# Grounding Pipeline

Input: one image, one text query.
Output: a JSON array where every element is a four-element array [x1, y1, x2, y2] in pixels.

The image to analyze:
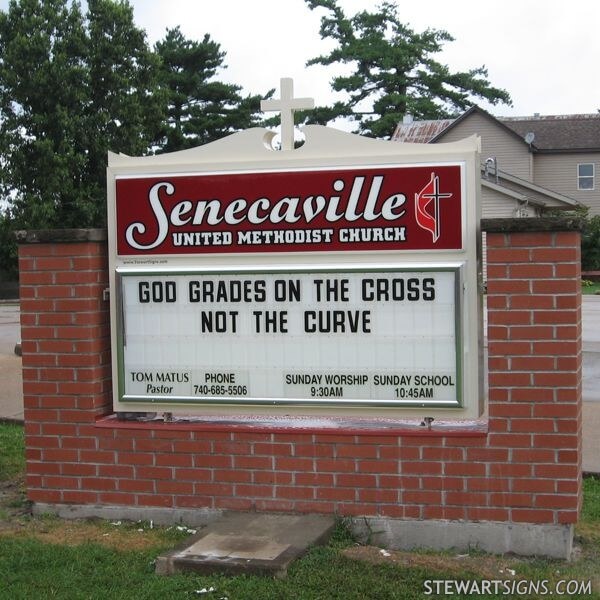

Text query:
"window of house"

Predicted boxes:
[[578, 163, 595, 190]]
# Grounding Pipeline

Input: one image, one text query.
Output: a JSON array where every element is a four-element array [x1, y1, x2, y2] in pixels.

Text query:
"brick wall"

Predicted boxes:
[[18, 230, 112, 505], [484, 223, 582, 526], [18, 221, 582, 535]]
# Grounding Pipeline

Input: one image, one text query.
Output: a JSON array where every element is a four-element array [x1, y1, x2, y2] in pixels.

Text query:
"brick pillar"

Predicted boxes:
[[17, 229, 111, 505], [483, 218, 583, 525]]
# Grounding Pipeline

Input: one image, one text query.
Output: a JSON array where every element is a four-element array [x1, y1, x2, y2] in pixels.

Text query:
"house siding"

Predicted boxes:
[[438, 113, 533, 181], [481, 190, 514, 279], [479, 188, 535, 282], [481, 187, 521, 218], [534, 153, 600, 215]]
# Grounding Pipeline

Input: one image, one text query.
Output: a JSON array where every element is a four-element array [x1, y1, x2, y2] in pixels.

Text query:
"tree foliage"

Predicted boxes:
[[582, 215, 600, 271], [0, 0, 89, 228], [304, 0, 512, 138], [155, 27, 265, 152], [0, 210, 18, 280], [0, 0, 162, 229], [85, 0, 164, 213], [0, 1, 267, 277]]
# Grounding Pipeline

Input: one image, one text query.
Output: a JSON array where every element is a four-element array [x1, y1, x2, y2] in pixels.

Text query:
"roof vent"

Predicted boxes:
[[403, 114, 414, 125], [533, 113, 540, 118]]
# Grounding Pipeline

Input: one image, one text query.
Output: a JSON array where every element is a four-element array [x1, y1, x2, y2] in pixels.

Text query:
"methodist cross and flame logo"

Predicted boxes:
[[415, 173, 453, 243]]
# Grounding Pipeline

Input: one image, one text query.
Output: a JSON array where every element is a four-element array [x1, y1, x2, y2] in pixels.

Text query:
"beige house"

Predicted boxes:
[[392, 106, 600, 217]]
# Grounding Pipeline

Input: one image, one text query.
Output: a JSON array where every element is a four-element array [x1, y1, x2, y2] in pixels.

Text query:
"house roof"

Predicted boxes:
[[484, 166, 581, 209], [392, 106, 600, 152], [391, 118, 455, 143], [391, 107, 584, 212], [502, 114, 600, 152]]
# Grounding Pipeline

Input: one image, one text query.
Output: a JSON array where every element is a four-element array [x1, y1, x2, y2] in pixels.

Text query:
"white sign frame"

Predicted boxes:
[[115, 264, 464, 409], [107, 125, 483, 419]]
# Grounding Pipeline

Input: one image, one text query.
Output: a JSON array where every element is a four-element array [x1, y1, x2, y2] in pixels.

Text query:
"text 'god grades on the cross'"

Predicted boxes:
[[136, 275, 436, 334]]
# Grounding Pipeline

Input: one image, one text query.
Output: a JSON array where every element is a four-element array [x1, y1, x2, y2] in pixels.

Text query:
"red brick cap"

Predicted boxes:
[[481, 216, 584, 233], [15, 229, 108, 244]]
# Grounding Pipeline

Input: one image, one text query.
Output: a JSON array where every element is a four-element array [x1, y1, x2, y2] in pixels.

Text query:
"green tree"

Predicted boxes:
[[0, 0, 162, 229], [155, 27, 265, 152], [0, 0, 89, 228], [304, 0, 512, 138], [0, 209, 19, 281], [582, 215, 600, 271], [84, 0, 164, 217]]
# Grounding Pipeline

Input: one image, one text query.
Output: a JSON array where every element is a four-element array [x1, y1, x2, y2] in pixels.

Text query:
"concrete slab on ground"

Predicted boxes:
[[155, 512, 335, 577]]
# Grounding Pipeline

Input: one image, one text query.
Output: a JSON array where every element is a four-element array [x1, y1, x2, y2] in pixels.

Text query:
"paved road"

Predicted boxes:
[[1, 297, 600, 470], [582, 296, 600, 472], [0, 302, 19, 355], [583, 295, 600, 400], [0, 302, 22, 422]]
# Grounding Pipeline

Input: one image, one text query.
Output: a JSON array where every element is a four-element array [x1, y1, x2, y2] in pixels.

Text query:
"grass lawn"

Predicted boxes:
[[1, 423, 599, 599], [582, 281, 600, 295], [0, 421, 25, 481]]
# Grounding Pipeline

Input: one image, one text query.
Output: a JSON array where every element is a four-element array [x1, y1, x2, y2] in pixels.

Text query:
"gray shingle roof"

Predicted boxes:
[[501, 114, 600, 151]]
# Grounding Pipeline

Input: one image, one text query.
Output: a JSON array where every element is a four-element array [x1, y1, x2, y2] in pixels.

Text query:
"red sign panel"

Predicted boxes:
[[115, 165, 463, 255]]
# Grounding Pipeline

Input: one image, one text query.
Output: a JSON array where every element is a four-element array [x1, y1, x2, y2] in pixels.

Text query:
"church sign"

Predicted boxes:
[[116, 165, 463, 255], [107, 79, 482, 419]]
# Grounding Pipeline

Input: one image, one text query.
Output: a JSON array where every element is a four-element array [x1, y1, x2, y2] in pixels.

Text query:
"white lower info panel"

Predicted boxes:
[[113, 265, 481, 419]]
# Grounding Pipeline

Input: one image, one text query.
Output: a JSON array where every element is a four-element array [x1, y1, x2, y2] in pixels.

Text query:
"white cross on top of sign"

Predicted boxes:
[[261, 78, 315, 151]]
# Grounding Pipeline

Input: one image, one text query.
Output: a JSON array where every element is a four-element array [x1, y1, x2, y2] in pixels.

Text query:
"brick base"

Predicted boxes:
[[18, 220, 583, 558]]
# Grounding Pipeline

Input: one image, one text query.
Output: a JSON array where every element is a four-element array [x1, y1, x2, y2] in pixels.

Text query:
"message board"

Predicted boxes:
[[107, 124, 483, 418], [117, 267, 461, 407]]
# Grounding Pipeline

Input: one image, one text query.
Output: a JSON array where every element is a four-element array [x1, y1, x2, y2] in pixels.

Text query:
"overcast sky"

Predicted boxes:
[[126, 0, 600, 119], [1, 0, 599, 119]]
